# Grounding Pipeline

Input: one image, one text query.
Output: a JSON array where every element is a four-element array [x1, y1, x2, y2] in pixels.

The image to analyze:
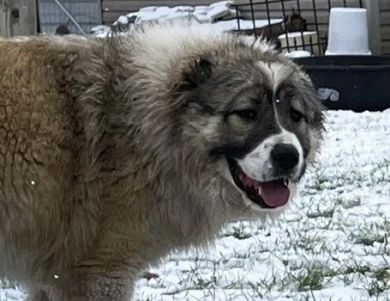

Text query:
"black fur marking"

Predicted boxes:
[[210, 142, 255, 159], [181, 58, 213, 90], [210, 117, 281, 160]]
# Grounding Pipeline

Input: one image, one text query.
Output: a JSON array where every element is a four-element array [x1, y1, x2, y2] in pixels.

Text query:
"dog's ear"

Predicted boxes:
[[178, 58, 213, 90]]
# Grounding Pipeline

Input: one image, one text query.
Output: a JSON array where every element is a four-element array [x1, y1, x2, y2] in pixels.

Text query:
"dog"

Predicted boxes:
[[0, 22, 324, 300]]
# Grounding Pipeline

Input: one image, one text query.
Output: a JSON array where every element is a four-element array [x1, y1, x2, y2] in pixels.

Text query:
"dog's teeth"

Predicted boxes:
[[283, 179, 289, 186]]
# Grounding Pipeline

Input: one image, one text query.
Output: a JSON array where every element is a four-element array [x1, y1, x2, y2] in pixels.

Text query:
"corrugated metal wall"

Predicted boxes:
[[0, 0, 38, 37], [380, 0, 390, 55], [38, 0, 102, 34]]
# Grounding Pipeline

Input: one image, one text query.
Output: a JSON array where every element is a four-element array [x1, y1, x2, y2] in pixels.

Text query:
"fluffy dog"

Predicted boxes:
[[0, 22, 324, 300]]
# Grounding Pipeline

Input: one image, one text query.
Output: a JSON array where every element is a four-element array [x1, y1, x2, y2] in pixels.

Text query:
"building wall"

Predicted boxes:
[[380, 0, 390, 55], [0, 0, 37, 37]]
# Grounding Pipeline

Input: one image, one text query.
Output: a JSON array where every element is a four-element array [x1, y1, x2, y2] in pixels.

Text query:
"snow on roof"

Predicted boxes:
[[91, 1, 282, 38]]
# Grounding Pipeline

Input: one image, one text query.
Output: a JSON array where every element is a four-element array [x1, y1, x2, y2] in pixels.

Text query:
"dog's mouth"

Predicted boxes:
[[227, 158, 290, 209]]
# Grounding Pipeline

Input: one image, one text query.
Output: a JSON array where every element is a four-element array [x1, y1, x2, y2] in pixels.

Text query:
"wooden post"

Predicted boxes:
[[364, 0, 382, 55], [0, 0, 38, 37]]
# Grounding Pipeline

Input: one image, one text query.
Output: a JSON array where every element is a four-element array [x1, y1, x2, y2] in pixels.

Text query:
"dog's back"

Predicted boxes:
[[0, 36, 99, 287]]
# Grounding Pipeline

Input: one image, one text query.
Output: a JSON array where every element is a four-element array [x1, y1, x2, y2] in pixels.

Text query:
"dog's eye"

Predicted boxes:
[[234, 109, 258, 121], [290, 108, 305, 122]]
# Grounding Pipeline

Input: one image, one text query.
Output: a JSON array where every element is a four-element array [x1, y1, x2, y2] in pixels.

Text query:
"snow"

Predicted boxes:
[[212, 19, 283, 32], [117, 16, 129, 25], [0, 108, 389, 301], [126, 1, 236, 26], [284, 50, 312, 58]]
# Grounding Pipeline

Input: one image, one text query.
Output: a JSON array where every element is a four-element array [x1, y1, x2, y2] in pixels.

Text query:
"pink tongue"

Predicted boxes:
[[259, 180, 290, 208]]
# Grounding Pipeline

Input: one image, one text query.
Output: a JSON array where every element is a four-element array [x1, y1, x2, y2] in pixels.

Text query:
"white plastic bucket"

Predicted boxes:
[[325, 7, 371, 56]]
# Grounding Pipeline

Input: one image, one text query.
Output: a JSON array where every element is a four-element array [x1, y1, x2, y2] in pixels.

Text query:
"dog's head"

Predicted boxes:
[[167, 38, 324, 218], [129, 26, 324, 221]]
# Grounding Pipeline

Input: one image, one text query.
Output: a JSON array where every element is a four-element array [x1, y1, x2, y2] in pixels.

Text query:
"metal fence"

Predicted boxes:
[[230, 0, 364, 55], [37, 0, 102, 34]]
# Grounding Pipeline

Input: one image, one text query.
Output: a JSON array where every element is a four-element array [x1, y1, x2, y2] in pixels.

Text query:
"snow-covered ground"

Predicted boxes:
[[0, 109, 389, 300]]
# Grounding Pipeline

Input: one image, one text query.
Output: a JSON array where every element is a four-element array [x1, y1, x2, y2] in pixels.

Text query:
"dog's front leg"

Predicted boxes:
[[55, 270, 134, 301], [26, 289, 50, 301], [78, 273, 133, 301]]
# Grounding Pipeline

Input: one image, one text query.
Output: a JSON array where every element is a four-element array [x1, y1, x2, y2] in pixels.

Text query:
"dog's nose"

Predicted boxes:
[[271, 143, 300, 172]]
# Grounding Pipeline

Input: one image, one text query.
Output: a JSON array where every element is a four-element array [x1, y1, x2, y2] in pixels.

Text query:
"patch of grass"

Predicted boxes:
[[344, 265, 371, 275], [245, 272, 287, 296], [307, 208, 335, 219], [294, 265, 339, 292], [339, 264, 390, 296], [247, 282, 264, 299], [295, 232, 324, 252], [356, 236, 385, 246], [350, 231, 387, 247], [297, 269, 324, 291], [366, 278, 387, 297], [223, 223, 253, 240], [335, 196, 362, 209], [232, 231, 252, 240], [185, 264, 219, 292], [307, 172, 329, 190], [373, 268, 390, 283]]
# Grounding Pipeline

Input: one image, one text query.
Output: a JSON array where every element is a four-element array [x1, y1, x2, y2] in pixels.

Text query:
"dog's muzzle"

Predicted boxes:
[[228, 130, 304, 209]]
